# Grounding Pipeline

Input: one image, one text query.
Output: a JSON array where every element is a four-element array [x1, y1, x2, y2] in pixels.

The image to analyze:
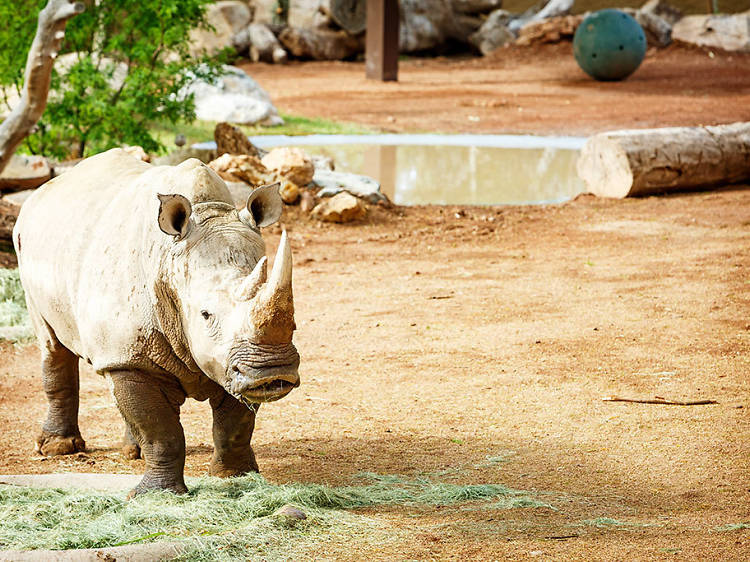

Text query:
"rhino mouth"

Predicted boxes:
[[241, 373, 299, 403]]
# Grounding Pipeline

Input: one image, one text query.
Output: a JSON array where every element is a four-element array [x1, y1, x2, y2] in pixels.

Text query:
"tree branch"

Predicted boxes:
[[0, 0, 84, 174]]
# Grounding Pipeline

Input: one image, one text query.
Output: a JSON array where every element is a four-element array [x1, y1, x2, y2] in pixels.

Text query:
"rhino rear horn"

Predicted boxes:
[[236, 257, 267, 301]]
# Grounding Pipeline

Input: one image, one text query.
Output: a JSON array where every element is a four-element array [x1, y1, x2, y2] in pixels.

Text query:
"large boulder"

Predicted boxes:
[[279, 27, 362, 60], [622, 8, 673, 48], [399, 0, 455, 52], [673, 14, 750, 53], [313, 169, 385, 204], [214, 122, 262, 157], [189, 1, 252, 56], [288, 0, 332, 28], [208, 153, 271, 185], [181, 65, 283, 125], [640, 0, 682, 26]]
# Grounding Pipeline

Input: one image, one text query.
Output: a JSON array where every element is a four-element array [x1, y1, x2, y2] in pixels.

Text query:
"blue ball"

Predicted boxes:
[[573, 9, 647, 81]]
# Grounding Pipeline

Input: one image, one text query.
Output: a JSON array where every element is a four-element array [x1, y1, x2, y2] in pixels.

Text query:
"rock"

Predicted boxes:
[[288, 0, 333, 29], [516, 15, 582, 46], [452, 0, 503, 15], [399, 0, 455, 53], [313, 169, 385, 203], [234, 23, 289, 63], [311, 154, 335, 171], [311, 192, 367, 223], [622, 8, 672, 48], [0, 155, 51, 192], [508, 0, 574, 34], [0, 199, 20, 240], [152, 147, 217, 166], [275, 504, 307, 520], [214, 122, 261, 157], [279, 27, 363, 60], [208, 153, 271, 186], [470, 10, 516, 54], [251, 0, 287, 26], [121, 145, 151, 162], [329, 0, 368, 34], [300, 190, 317, 213], [640, 0, 682, 26], [189, 1, 252, 56], [181, 65, 284, 125], [261, 148, 315, 186], [280, 180, 301, 204], [673, 14, 750, 53]]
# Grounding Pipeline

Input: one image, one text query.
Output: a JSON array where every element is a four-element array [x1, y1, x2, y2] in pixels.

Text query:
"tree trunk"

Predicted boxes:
[[0, 0, 84, 175], [577, 122, 750, 198]]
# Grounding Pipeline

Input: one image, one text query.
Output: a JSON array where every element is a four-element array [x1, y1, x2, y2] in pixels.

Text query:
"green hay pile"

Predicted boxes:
[[0, 473, 547, 560], [0, 268, 33, 342]]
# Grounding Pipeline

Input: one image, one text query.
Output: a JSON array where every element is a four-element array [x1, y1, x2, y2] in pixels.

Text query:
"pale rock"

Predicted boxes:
[[122, 145, 151, 163], [640, 0, 683, 26], [1, 189, 35, 207], [189, 1, 252, 56], [288, 0, 332, 29], [0, 155, 51, 191], [452, 0, 503, 15], [279, 180, 301, 204], [261, 148, 315, 186], [274, 504, 307, 520], [621, 8, 672, 47], [470, 9, 516, 54], [314, 169, 385, 204], [311, 192, 367, 223], [279, 27, 362, 60], [311, 154, 335, 171], [516, 15, 582, 46], [234, 23, 289, 63], [214, 122, 261, 157], [208, 153, 271, 186], [152, 147, 217, 166], [252, 0, 286, 25], [673, 14, 750, 53], [399, 0, 455, 52], [181, 65, 283, 125]]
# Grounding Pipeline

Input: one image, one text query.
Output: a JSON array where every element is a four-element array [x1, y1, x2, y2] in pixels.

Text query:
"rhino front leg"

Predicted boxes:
[[121, 425, 141, 460], [36, 338, 86, 456], [208, 390, 260, 477], [109, 371, 188, 497]]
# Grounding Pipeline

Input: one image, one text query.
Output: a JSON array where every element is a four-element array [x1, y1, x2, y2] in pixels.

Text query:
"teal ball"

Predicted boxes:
[[573, 9, 647, 81]]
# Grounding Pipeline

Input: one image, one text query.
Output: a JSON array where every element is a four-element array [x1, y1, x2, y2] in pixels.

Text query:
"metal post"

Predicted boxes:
[[366, 0, 399, 81]]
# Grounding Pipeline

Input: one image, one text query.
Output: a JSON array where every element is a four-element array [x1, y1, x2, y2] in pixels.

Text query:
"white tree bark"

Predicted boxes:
[[577, 122, 750, 198], [0, 0, 84, 175]]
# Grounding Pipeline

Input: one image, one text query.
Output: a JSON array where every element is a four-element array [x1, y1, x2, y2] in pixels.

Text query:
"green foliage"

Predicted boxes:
[[0, 0, 227, 159], [0, 268, 33, 342], [0, 473, 545, 557]]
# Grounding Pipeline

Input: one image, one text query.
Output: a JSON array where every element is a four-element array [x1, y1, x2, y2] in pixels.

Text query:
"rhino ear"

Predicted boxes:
[[157, 194, 192, 239], [239, 183, 283, 229]]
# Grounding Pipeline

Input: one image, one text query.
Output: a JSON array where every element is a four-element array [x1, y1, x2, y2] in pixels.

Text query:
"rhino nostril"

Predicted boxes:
[[232, 364, 240, 375]]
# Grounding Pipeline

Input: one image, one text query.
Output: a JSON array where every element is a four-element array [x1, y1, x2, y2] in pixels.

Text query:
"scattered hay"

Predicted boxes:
[[0, 268, 33, 342], [715, 522, 750, 532], [0, 473, 546, 560], [579, 517, 654, 529]]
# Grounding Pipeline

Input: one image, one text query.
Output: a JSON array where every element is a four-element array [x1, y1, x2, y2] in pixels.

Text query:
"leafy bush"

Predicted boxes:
[[0, 0, 226, 159]]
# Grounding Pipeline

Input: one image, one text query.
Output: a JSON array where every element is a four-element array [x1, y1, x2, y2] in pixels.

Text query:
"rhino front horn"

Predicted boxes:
[[251, 230, 295, 344]]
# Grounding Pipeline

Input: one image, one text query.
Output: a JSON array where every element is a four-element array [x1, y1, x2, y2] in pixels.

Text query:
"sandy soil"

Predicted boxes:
[[1, 45, 749, 559]]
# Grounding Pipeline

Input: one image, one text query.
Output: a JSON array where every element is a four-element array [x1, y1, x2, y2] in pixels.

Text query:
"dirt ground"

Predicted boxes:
[[1, 45, 749, 560]]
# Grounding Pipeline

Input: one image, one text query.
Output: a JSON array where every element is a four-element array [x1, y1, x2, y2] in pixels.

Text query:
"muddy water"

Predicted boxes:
[[201, 134, 587, 206]]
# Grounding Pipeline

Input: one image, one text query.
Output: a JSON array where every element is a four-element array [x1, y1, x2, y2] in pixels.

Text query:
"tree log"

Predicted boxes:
[[0, 0, 84, 175], [577, 122, 750, 198], [0, 199, 20, 241]]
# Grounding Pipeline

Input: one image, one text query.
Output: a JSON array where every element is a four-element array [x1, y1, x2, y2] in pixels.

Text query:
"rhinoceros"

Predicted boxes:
[[13, 148, 300, 496]]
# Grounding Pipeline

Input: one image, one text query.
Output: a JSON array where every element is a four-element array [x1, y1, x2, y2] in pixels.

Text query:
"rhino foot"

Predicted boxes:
[[126, 476, 188, 499], [35, 431, 86, 456], [208, 459, 260, 478]]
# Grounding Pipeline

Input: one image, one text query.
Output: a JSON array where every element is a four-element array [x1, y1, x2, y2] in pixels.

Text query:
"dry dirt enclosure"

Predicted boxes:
[[0, 46, 749, 560]]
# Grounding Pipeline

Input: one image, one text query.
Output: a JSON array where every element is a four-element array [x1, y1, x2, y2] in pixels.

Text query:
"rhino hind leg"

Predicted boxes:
[[121, 425, 141, 460], [109, 370, 188, 497], [208, 390, 260, 477], [36, 336, 86, 456]]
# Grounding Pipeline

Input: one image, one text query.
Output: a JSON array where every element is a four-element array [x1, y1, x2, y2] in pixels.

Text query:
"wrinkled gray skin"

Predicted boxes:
[[13, 149, 300, 497]]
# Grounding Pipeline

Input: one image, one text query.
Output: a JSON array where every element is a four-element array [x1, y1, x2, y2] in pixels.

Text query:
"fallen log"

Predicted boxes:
[[0, 199, 20, 241], [577, 122, 750, 198]]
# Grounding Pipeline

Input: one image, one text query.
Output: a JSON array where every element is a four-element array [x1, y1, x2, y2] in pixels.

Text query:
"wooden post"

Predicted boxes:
[[366, 0, 399, 81]]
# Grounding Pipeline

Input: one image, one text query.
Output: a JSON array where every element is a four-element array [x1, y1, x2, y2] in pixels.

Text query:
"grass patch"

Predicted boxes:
[[0, 268, 32, 343], [150, 114, 375, 149], [579, 517, 653, 529], [0, 473, 545, 559]]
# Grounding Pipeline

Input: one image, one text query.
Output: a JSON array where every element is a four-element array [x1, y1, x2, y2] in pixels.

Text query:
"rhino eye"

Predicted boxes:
[[200, 310, 211, 320]]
